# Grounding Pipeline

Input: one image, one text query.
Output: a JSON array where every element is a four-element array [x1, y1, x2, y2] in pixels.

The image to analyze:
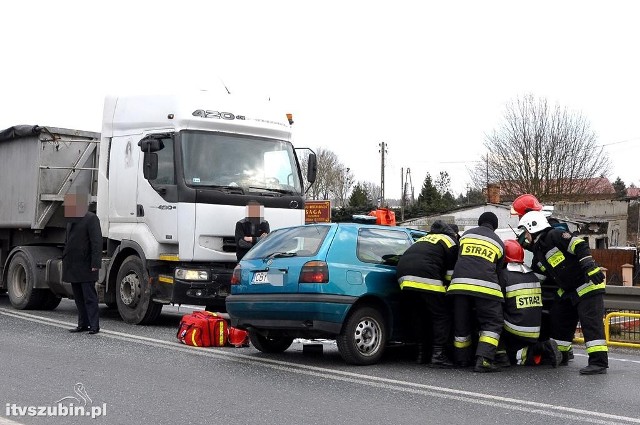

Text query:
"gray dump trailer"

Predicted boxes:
[[0, 125, 101, 309]]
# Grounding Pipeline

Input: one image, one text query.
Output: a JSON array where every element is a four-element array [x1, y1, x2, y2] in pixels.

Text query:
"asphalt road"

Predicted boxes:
[[1, 295, 639, 425]]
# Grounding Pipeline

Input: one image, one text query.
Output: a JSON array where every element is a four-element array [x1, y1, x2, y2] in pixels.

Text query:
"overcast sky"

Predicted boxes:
[[1, 0, 639, 200]]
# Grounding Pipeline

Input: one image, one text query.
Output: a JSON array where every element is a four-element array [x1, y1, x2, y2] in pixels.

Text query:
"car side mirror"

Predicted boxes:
[[306, 153, 317, 184]]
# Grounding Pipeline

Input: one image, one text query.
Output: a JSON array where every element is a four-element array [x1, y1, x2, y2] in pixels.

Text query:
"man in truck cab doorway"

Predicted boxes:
[[62, 189, 103, 335], [235, 201, 270, 261]]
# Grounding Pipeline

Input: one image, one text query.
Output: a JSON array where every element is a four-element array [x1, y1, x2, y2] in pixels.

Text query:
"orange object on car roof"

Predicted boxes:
[[368, 208, 396, 226]]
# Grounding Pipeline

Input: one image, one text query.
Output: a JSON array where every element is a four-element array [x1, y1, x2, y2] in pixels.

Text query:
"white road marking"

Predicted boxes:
[[1, 307, 639, 425]]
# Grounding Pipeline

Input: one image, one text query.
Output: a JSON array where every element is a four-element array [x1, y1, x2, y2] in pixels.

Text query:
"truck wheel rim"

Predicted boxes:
[[120, 273, 141, 307], [11, 265, 27, 298], [353, 317, 381, 356]]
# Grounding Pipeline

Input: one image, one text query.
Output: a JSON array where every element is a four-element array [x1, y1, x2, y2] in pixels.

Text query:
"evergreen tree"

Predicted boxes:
[[613, 176, 627, 198], [348, 183, 371, 208], [417, 173, 442, 214]]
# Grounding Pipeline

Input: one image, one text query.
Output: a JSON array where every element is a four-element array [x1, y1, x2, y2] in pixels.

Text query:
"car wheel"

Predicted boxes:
[[336, 306, 387, 365], [249, 330, 294, 353]]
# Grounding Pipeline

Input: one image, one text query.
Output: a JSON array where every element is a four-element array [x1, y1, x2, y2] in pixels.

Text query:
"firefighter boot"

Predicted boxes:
[[473, 356, 501, 373], [579, 364, 607, 375], [493, 350, 511, 368], [429, 346, 454, 369], [542, 340, 562, 368], [416, 343, 428, 364]]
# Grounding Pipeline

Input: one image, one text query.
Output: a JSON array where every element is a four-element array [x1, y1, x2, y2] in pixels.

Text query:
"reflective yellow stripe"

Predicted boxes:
[[586, 345, 608, 354], [421, 233, 456, 248], [191, 329, 199, 347], [460, 238, 501, 262], [400, 281, 446, 293], [447, 283, 503, 298], [547, 250, 565, 268], [505, 288, 541, 298], [587, 267, 601, 276], [479, 335, 499, 347], [568, 237, 585, 254], [218, 322, 225, 346], [578, 282, 606, 297], [454, 340, 472, 348]]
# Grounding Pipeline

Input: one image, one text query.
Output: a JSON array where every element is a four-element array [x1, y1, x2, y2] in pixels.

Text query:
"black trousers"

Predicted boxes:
[[71, 282, 99, 330], [550, 292, 607, 367], [453, 295, 503, 362]]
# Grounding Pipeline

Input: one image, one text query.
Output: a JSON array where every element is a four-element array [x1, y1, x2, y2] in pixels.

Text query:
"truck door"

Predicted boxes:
[[137, 134, 179, 248]]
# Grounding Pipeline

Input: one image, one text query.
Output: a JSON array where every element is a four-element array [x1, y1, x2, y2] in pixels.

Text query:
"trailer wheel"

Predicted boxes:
[[115, 256, 163, 324], [6, 252, 44, 310]]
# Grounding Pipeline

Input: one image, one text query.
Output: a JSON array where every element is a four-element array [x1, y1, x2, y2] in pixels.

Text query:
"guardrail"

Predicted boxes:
[[604, 285, 640, 310], [573, 286, 640, 349]]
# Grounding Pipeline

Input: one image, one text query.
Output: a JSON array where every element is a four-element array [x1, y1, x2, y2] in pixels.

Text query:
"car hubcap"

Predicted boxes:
[[120, 272, 141, 307], [354, 317, 381, 356]]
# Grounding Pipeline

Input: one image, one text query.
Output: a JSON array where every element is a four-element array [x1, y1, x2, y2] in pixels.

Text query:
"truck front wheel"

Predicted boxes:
[[115, 256, 162, 324], [6, 252, 44, 310]]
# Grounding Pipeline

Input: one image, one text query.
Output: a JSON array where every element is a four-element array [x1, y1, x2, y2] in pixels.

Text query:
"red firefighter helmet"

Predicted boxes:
[[504, 239, 524, 263], [511, 194, 543, 218]]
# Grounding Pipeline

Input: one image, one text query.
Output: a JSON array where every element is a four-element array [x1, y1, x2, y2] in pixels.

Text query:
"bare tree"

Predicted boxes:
[[330, 165, 355, 208], [302, 147, 340, 200], [471, 94, 611, 201], [362, 181, 382, 206]]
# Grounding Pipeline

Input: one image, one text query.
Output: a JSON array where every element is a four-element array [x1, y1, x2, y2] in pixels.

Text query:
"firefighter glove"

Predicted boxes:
[[585, 265, 605, 284]]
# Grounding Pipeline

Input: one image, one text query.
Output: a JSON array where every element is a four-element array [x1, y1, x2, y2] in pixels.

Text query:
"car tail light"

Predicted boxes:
[[299, 261, 329, 283], [231, 264, 241, 285]]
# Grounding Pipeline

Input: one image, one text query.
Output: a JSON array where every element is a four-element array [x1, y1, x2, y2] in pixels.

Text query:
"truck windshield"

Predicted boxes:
[[181, 131, 302, 193]]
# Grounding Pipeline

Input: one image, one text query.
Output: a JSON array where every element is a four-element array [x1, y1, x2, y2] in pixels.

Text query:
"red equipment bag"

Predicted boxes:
[[228, 327, 250, 347], [177, 311, 228, 347]]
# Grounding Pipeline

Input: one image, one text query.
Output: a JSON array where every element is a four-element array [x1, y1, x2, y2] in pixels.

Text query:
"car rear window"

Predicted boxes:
[[243, 225, 330, 260], [357, 228, 413, 264]]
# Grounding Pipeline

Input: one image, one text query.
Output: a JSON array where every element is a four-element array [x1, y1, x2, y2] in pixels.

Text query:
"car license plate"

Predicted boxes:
[[251, 271, 284, 286], [252, 272, 269, 284]]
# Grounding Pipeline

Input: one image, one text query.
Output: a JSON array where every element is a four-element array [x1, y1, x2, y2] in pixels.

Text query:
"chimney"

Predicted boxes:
[[487, 184, 501, 204]]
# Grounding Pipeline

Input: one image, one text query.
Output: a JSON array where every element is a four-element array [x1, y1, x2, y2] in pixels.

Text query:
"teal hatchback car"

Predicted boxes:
[[226, 223, 426, 365]]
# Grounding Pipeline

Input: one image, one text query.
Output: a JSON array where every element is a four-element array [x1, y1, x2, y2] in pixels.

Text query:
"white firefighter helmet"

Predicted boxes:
[[518, 210, 551, 235]]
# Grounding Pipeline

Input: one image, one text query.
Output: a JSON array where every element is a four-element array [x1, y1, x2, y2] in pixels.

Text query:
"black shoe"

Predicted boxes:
[[494, 352, 511, 368], [429, 352, 454, 369], [474, 356, 501, 373], [560, 351, 571, 366], [88, 328, 100, 335], [68, 327, 90, 333], [416, 343, 428, 364], [542, 340, 562, 368], [579, 364, 607, 375]]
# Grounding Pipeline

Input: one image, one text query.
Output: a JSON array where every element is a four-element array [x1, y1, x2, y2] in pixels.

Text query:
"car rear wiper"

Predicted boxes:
[[263, 252, 297, 262]]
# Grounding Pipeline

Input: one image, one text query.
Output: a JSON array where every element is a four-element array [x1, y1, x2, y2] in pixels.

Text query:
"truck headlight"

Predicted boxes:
[[175, 268, 209, 281]]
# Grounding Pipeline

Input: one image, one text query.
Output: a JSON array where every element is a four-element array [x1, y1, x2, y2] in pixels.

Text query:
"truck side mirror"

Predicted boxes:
[[306, 153, 317, 184], [143, 153, 159, 180], [138, 138, 165, 153]]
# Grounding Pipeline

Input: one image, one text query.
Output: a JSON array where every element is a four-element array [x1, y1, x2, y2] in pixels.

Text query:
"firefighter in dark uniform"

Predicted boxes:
[[498, 239, 562, 367], [518, 210, 608, 375], [447, 212, 505, 373], [511, 193, 575, 362], [397, 220, 459, 367]]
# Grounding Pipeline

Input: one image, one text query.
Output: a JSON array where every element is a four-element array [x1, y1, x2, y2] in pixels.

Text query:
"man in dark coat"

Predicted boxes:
[[235, 201, 270, 261], [62, 191, 102, 334]]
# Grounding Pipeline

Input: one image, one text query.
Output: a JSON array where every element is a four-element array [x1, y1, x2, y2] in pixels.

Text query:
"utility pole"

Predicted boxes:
[[400, 168, 404, 221], [379, 142, 387, 207]]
